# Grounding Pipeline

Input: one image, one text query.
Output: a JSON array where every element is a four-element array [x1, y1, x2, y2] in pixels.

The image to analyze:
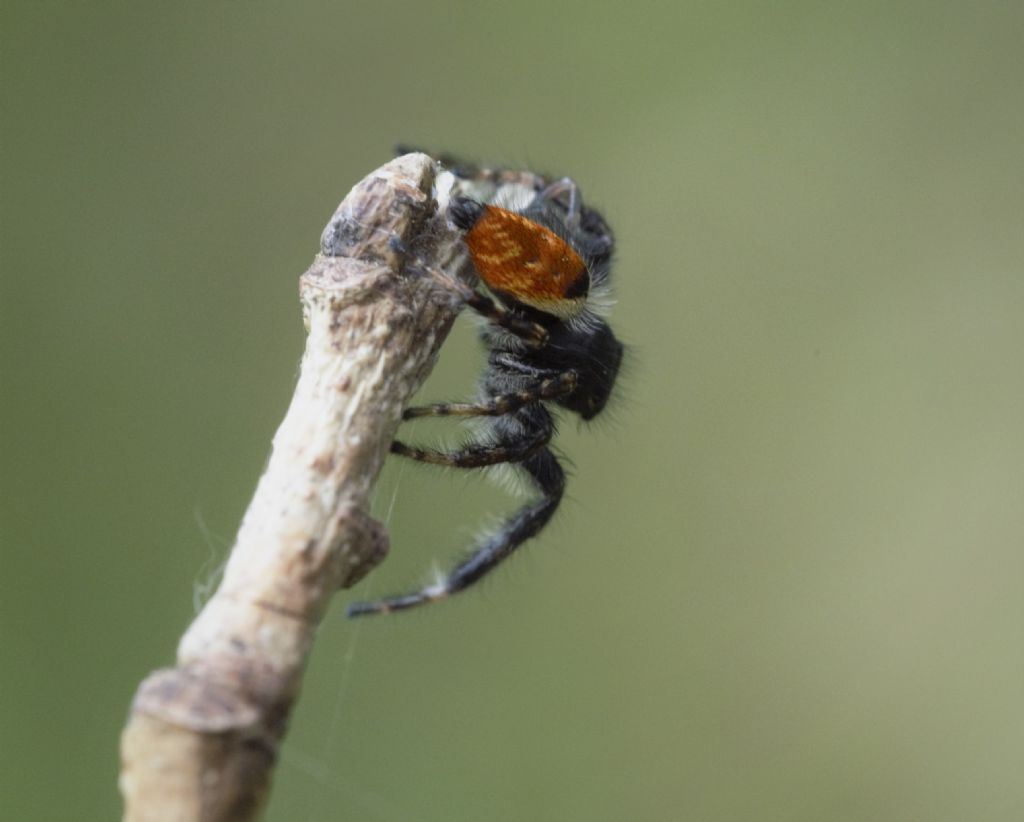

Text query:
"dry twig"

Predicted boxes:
[[120, 153, 463, 821]]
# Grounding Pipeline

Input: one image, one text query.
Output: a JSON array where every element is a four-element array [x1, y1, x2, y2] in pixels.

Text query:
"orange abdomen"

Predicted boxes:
[[464, 206, 589, 316]]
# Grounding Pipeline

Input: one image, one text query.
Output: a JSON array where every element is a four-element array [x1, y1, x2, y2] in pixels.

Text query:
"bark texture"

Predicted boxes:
[[120, 153, 462, 821]]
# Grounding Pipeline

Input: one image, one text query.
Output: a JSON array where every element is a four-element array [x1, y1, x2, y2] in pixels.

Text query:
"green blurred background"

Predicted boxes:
[[3, 2, 1023, 820]]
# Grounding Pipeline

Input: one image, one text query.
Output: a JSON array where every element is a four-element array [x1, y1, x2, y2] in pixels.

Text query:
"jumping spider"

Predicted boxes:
[[347, 161, 623, 617]]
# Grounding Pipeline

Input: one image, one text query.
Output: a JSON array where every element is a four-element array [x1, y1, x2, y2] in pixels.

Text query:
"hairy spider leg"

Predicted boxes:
[[404, 260, 549, 347], [461, 290, 548, 347], [389, 402, 554, 468], [401, 372, 577, 419], [346, 443, 565, 617], [536, 177, 582, 231]]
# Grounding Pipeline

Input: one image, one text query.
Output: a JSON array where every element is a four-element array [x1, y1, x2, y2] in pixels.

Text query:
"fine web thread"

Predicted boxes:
[[191, 506, 230, 614]]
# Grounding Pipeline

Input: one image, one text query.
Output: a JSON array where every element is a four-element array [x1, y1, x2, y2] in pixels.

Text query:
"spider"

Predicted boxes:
[[346, 162, 623, 617]]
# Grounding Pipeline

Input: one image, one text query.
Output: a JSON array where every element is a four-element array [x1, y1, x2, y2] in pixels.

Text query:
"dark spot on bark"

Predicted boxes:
[[311, 454, 335, 475], [320, 216, 365, 256]]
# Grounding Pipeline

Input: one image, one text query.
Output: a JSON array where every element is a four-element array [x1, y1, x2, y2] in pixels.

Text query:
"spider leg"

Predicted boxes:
[[405, 261, 548, 347], [536, 177, 582, 231], [490, 353, 564, 379], [463, 290, 548, 347], [402, 372, 576, 419], [390, 404, 553, 467], [389, 437, 548, 467], [347, 446, 565, 617]]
